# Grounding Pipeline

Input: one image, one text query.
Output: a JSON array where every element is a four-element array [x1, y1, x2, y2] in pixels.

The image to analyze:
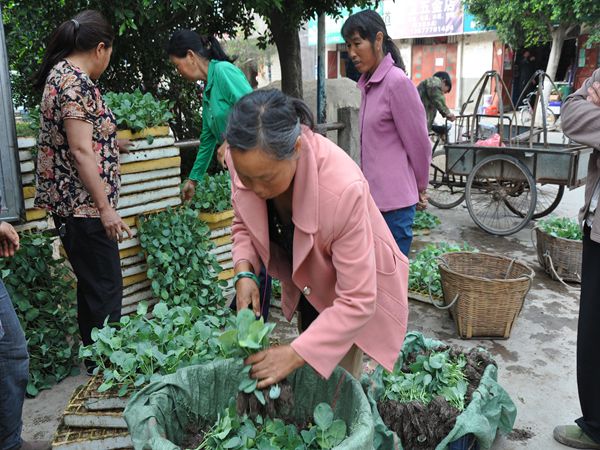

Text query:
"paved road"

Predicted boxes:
[[21, 185, 586, 449]]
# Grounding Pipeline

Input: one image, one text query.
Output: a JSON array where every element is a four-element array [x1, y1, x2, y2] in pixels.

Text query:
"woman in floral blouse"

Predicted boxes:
[[33, 10, 129, 374]]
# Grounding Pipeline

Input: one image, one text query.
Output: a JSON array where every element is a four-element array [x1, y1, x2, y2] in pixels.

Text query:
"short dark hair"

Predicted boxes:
[[167, 30, 232, 63], [33, 10, 114, 89], [226, 89, 314, 160], [434, 71, 452, 92]]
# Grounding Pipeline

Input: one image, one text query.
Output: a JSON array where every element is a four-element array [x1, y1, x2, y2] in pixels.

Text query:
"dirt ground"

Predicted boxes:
[[22, 187, 584, 450]]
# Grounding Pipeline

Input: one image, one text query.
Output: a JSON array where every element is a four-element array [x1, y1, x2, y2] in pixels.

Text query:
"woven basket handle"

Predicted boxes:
[[531, 225, 539, 248], [426, 256, 460, 310], [543, 251, 581, 292]]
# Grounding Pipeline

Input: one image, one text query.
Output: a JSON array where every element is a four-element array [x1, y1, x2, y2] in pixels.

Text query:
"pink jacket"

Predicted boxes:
[[227, 128, 409, 378]]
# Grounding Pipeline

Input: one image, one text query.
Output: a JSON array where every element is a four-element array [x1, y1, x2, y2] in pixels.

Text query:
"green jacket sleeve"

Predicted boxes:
[[188, 121, 217, 182], [427, 80, 451, 117], [213, 64, 253, 134], [188, 62, 252, 182]]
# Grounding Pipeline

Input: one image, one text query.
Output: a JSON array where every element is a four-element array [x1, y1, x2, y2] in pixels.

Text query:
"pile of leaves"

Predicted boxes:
[[193, 171, 232, 213], [79, 301, 231, 396], [104, 89, 174, 132], [138, 207, 229, 321], [412, 210, 441, 231], [185, 401, 346, 450], [538, 217, 582, 241], [409, 242, 476, 298], [0, 232, 79, 396], [377, 334, 496, 450]]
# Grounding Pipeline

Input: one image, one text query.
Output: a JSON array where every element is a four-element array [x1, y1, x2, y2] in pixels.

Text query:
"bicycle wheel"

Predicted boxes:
[[466, 154, 536, 235], [428, 149, 466, 209], [519, 108, 532, 126], [505, 183, 564, 219]]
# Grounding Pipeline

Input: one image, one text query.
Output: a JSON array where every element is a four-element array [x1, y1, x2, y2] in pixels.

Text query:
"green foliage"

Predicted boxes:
[[104, 89, 174, 132], [224, 36, 277, 73], [219, 309, 275, 358], [219, 309, 277, 405], [15, 121, 34, 137], [14, 106, 40, 138], [138, 207, 229, 320], [79, 301, 231, 396], [193, 171, 232, 213], [382, 349, 468, 411], [588, 26, 600, 46], [538, 216, 583, 240], [2, 1, 252, 139], [0, 232, 79, 396], [409, 242, 476, 298], [412, 211, 441, 231], [463, 0, 600, 48], [195, 401, 346, 449], [271, 279, 281, 298], [3, 0, 374, 121], [301, 402, 347, 449]]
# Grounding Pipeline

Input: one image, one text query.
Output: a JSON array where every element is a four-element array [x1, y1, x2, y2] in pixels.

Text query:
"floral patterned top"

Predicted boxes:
[[34, 59, 119, 218]]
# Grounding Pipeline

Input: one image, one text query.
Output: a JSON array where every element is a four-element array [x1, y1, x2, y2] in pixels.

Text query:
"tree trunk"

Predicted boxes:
[[270, 10, 303, 99], [545, 25, 568, 83], [535, 24, 568, 127]]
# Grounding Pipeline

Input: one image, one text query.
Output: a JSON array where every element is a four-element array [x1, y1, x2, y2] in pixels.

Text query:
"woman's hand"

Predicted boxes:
[[181, 179, 197, 202], [0, 222, 20, 257], [217, 142, 228, 169], [246, 345, 305, 389], [117, 139, 133, 154], [99, 207, 132, 242], [417, 190, 428, 210], [235, 277, 261, 317]]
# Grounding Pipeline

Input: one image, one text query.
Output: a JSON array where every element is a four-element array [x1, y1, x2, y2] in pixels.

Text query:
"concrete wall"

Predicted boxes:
[[397, 41, 413, 77], [457, 32, 497, 110]]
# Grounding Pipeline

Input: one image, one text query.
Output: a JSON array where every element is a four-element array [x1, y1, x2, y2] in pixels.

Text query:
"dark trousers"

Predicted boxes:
[[54, 216, 122, 350], [575, 226, 600, 443], [0, 280, 28, 450]]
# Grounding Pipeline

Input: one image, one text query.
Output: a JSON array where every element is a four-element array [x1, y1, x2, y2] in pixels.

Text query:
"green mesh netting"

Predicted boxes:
[[124, 359, 374, 449], [362, 332, 517, 450]]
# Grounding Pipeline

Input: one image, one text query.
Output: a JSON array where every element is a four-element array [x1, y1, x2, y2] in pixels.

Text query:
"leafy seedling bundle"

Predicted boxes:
[[538, 216, 582, 241], [409, 242, 476, 298]]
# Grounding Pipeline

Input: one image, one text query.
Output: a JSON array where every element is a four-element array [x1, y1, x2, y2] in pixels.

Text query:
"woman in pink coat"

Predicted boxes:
[[225, 89, 409, 388]]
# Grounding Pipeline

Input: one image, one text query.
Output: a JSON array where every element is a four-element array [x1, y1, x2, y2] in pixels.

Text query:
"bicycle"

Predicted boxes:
[[517, 91, 557, 127]]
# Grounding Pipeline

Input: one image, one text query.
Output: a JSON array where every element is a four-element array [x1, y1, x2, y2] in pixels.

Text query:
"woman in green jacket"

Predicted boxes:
[[168, 30, 252, 201]]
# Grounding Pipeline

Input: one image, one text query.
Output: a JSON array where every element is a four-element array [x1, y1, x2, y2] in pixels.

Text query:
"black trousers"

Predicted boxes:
[[54, 216, 122, 349], [576, 226, 600, 443]]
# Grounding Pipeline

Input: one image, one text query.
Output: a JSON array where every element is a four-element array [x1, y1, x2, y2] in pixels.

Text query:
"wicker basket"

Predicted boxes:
[[534, 227, 582, 284], [438, 252, 534, 339]]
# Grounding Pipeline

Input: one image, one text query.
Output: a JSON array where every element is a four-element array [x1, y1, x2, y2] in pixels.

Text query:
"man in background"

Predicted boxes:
[[417, 71, 456, 132]]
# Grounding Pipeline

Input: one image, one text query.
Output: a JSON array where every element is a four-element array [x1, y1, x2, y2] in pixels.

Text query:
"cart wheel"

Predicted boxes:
[[428, 149, 466, 209], [505, 184, 564, 219], [465, 154, 537, 235]]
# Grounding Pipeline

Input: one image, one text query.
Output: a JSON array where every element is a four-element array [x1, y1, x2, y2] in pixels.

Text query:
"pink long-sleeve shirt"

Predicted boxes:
[[358, 53, 431, 211]]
